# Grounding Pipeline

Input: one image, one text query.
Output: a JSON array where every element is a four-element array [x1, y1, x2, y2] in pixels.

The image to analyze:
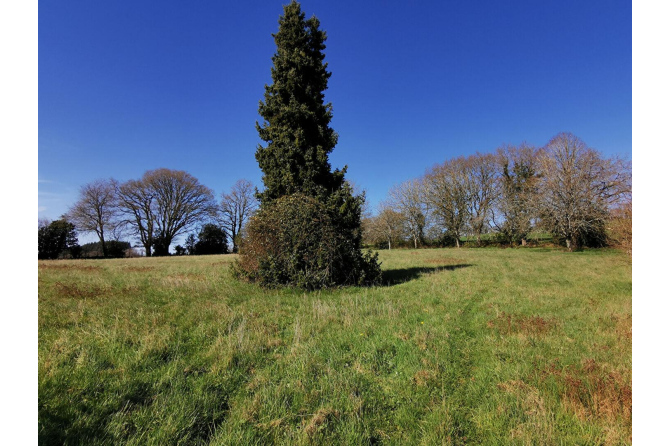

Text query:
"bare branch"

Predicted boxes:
[[66, 178, 119, 257], [116, 169, 216, 256], [220, 179, 258, 253], [388, 179, 427, 248]]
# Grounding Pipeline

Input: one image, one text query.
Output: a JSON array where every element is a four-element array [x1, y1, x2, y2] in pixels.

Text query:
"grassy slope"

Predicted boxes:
[[38, 248, 631, 445]]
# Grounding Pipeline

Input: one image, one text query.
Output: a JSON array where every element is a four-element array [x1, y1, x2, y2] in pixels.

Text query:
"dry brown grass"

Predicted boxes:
[[39, 263, 102, 272], [256, 417, 284, 430], [161, 273, 207, 287], [302, 408, 339, 438], [605, 313, 632, 340], [241, 392, 262, 424], [412, 369, 438, 387], [123, 266, 155, 272], [424, 257, 461, 265], [487, 312, 558, 336], [53, 281, 106, 299], [540, 359, 632, 424]]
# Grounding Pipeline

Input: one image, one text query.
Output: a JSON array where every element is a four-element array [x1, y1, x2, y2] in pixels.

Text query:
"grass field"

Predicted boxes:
[[38, 248, 632, 445]]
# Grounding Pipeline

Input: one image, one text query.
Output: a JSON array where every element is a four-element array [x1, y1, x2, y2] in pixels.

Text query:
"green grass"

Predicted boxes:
[[38, 248, 632, 445]]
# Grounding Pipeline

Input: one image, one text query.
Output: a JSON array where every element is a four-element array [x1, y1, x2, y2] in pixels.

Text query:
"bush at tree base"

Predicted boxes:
[[234, 194, 382, 289]]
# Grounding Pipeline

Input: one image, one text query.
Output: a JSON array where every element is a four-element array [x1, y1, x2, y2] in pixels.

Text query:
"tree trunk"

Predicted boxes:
[[144, 245, 152, 257], [455, 237, 460, 248], [100, 233, 107, 258], [231, 229, 238, 254], [388, 239, 391, 250], [521, 238, 527, 246]]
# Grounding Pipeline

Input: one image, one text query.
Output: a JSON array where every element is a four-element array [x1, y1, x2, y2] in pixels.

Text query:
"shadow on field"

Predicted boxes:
[[381, 264, 472, 286]]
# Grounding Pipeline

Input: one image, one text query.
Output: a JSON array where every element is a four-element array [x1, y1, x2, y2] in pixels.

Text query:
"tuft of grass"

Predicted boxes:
[[39, 248, 631, 445]]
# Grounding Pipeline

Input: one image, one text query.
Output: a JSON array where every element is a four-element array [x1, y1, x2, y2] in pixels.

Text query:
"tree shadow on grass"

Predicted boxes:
[[381, 264, 473, 286]]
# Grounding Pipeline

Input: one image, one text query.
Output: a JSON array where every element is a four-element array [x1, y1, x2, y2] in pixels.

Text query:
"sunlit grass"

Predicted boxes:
[[38, 248, 631, 445]]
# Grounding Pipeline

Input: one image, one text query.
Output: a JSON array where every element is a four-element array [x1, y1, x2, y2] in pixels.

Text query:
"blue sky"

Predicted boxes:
[[38, 0, 631, 242]]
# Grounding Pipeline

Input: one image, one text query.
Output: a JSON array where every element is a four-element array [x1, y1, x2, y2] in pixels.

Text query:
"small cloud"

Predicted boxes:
[[38, 190, 64, 199]]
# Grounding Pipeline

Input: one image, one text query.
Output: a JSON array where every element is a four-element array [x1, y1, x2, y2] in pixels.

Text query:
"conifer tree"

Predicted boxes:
[[238, 1, 381, 288], [255, 0, 345, 204]]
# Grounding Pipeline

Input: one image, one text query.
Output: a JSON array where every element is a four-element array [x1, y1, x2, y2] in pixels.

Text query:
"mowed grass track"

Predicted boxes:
[[38, 248, 632, 445]]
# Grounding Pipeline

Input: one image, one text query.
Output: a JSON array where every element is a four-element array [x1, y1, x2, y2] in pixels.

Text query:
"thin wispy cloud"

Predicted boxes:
[[38, 182, 78, 220], [38, 190, 68, 199]]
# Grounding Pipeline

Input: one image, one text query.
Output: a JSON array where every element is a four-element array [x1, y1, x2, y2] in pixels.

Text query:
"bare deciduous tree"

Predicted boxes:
[[66, 179, 120, 258], [423, 157, 470, 247], [117, 178, 156, 257], [463, 153, 498, 245], [220, 179, 258, 253], [117, 169, 217, 256], [389, 179, 427, 248], [537, 133, 631, 251], [364, 204, 404, 250], [492, 144, 540, 246]]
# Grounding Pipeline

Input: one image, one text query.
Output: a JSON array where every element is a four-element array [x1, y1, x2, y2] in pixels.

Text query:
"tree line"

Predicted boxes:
[[365, 132, 631, 252], [38, 134, 632, 260], [38, 169, 258, 259], [38, 134, 631, 260]]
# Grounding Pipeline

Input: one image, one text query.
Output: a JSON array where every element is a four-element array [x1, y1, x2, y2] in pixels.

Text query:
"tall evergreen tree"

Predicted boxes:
[[238, 1, 381, 288], [255, 0, 345, 204]]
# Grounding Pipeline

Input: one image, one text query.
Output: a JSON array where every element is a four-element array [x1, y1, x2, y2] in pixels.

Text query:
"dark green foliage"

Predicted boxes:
[[243, 1, 380, 287], [38, 219, 80, 259], [194, 224, 229, 255], [174, 245, 187, 256], [80, 241, 131, 258], [151, 236, 171, 257], [235, 194, 381, 289], [106, 240, 130, 258], [255, 1, 344, 204]]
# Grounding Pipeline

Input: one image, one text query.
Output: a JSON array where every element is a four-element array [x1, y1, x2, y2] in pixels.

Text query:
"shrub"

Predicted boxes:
[[234, 194, 381, 289]]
